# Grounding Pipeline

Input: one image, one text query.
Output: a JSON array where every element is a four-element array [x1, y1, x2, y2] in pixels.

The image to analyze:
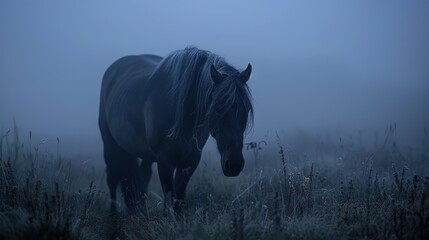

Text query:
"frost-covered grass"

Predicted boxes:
[[1, 125, 428, 239]]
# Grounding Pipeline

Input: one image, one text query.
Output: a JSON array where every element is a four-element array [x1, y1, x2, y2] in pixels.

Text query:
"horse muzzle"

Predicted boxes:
[[222, 156, 244, 177]]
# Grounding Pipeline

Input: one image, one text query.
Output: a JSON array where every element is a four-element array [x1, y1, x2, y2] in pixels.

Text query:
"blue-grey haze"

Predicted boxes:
[[1, 0, 428, 154]]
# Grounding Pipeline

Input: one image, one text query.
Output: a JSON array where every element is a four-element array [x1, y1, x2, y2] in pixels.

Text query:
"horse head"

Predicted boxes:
[[208, 64, 253, 177]]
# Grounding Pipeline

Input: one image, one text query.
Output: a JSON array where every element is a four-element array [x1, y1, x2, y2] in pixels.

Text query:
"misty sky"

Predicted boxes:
[[1, 1, 428, 152]]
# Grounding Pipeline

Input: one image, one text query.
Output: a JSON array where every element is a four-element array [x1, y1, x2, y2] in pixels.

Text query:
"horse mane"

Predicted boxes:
[[150, 46, 253, 140]]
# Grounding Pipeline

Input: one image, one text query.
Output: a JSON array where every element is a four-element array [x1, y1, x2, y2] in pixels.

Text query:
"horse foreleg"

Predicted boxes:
[[157, 163, 174, 217], [173, 151, 201, 214]]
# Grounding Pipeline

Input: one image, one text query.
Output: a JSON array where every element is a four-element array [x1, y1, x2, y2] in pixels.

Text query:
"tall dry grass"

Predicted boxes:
[[0, 123, 428, 239]]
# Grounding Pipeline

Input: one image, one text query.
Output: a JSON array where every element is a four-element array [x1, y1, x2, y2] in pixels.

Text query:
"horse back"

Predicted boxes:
[[99, 54, 163, 157], [101, 54, 162, 98]]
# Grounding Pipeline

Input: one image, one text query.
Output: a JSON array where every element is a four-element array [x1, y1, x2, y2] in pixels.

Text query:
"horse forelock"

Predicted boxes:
[[208, 75, 254, 129]]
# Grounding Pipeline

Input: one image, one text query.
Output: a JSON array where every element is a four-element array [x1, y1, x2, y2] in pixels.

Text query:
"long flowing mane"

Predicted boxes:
[[150, 47, 253, 140]]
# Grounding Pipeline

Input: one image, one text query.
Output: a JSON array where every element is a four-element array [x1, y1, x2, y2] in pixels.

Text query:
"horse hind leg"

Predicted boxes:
[[157, 162, 175, 217], [119, 156, 146, 214], [100, 127, 151, 214], [102, 138, 126, 216], [102, 132, 140, 215], [106, 168, 120, 216], [120, 157, 155, 215], [121, 158, 153, 215], [137, 158, 153, 214]]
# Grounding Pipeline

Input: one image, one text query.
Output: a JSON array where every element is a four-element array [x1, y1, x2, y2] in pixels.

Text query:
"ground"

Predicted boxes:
[[0, 125, 428, 239]]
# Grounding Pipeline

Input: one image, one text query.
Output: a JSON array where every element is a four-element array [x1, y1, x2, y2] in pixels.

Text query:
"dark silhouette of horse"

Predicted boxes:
[[99, 47, 253, 215]]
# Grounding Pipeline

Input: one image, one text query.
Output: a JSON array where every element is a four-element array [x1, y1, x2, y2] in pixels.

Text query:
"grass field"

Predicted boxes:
[[0, 124, 428, 239]]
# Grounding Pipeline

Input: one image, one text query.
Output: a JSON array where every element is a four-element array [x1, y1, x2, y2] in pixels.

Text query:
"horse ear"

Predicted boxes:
[[240, 64, 252, 83], [210, 65, 223, 84]]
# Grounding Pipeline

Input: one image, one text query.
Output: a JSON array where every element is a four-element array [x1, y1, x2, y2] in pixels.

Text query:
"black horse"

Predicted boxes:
[[99, 47, 253, 215]]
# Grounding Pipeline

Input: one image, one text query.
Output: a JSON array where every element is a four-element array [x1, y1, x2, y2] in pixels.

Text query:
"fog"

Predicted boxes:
[[1, 1, 428, 155]]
